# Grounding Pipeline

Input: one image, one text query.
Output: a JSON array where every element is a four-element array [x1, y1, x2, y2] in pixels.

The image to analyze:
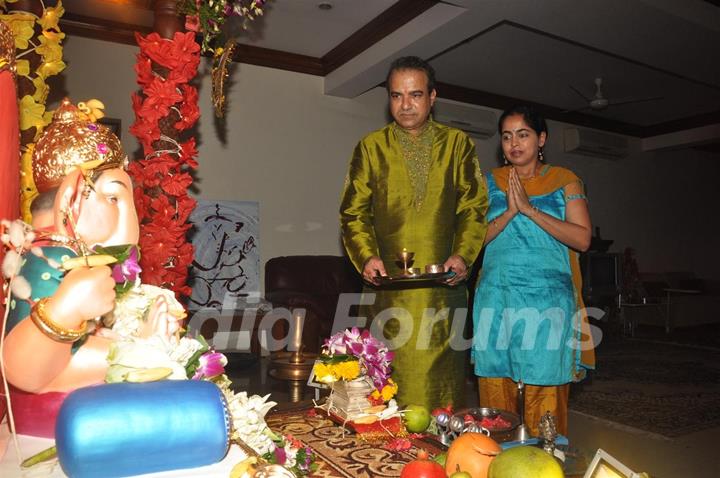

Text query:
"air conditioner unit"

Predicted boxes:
[[433, 100, 497, 139], [564, 128, 630, 159]]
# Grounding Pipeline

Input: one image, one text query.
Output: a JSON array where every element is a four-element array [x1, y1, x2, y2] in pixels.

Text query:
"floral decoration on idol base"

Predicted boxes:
[[313, 327, 405, 441], [1, 221, 316, 475], [129, 30, 201, 298]]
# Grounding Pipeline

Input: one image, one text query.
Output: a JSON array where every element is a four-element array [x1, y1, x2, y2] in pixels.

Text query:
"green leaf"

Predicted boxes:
[[93, 244, 135, 263], [319, 354, 356, 365], [261, 451, 277, 464], [115, 280, 134, 297], [184, 339, 210, 377]]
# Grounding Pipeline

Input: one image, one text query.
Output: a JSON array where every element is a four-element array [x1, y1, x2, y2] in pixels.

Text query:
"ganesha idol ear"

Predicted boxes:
[[53, 168, 84, 235]]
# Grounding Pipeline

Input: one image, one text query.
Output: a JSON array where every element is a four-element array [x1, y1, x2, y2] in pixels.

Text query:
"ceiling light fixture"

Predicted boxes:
[[318, 2, 333, 10]]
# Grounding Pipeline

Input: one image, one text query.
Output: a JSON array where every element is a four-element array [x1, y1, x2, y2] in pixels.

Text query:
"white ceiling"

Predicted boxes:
[[58, 0, 720, 144], [230, 0, 397, 57]]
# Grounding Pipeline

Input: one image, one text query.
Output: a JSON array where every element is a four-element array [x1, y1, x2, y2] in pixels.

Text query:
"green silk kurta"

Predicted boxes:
[[340, 121, 488, 409]]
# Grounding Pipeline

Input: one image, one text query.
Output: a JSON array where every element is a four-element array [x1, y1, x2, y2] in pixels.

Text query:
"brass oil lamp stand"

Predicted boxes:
[[268, 314, 316, 402], [514, 380, 532, 442], [397, 249, 415, 276], [269, 346, 316, 402]]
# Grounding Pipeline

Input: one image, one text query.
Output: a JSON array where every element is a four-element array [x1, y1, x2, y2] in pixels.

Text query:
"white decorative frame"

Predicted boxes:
[[583, 449, 642, 478]]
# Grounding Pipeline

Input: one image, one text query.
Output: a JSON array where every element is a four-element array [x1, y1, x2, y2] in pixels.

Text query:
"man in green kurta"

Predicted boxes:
[[340, 56, 489, 409]]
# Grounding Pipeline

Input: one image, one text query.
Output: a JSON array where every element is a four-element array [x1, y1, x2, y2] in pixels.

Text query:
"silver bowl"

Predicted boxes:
[[405, 267, 421, 276], [455, 407, 520, 442]]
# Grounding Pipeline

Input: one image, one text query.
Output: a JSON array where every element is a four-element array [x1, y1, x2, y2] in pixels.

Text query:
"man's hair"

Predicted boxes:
[[30, 187, 58, 216], [385, 56, 436, 93]]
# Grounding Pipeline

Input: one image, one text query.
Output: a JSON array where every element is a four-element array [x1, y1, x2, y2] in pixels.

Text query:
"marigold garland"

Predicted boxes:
[[128, 31, 201, 298]]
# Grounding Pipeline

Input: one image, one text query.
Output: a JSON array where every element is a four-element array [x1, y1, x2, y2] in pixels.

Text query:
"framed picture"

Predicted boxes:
[[583, 449, 642, 478], [98, 117, 121, 139], [187, 199, 260, 311]]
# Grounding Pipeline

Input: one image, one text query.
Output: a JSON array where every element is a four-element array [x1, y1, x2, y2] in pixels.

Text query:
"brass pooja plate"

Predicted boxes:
[[377, 271, 455, 284]]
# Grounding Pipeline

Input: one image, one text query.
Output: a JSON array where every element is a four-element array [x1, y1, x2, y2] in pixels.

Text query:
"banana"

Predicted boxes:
[[229, 456, 258, 478], [364, 404, 387, 414], [353, 415, 378, 425]]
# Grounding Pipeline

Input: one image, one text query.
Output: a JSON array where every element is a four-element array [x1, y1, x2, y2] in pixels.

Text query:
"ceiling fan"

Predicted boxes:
[[565, 77, 663, 113]]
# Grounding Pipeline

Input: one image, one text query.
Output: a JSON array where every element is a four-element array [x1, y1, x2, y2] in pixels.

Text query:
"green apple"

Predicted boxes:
[[449, 471, 472, 478], [448, 464, 472, 478], [403, 404, 431, 432]]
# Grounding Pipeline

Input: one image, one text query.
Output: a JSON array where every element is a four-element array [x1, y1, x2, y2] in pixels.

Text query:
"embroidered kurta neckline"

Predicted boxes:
[[393, 120, 435, 211]]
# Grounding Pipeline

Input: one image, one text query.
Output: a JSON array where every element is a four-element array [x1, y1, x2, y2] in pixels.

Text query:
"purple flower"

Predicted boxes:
[[348, 341, 364, 356], [273, 446, 287, 465], [111, 247, 141, 283], [321, 327, 394, 390], [192, 352, 227, 379]]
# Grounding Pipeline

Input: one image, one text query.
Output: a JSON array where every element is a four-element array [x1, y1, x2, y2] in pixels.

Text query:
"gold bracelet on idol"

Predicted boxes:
[[30, 298, 88, 343]]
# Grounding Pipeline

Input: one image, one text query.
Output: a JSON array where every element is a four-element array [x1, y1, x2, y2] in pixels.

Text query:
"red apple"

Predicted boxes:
[[400, 450, 446, 478]]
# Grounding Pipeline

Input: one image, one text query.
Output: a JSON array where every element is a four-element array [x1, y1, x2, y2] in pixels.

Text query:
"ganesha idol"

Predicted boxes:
[[2, 99, 183, 438]]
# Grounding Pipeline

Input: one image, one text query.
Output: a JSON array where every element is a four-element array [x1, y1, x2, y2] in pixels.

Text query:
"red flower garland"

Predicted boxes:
[[129, 31, 201, 298]]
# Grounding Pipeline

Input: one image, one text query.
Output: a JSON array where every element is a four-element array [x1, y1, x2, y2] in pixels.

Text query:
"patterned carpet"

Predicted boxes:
[[265, 409, 443, 478], [568, 336, 720, 437]]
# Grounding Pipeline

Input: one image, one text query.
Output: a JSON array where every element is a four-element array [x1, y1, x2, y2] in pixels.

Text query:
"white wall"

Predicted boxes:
[[56, 35, 720, 285]]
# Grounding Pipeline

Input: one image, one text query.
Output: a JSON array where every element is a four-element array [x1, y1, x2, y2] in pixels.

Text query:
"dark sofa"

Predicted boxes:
[[264, 255, 364, 353]]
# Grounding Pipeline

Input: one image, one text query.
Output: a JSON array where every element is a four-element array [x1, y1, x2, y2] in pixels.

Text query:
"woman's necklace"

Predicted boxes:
[[518, 162, 542, 181]]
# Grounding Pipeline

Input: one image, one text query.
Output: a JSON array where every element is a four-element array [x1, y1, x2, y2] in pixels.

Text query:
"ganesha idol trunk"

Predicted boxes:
[[8, 387, 69, 438], [55, 380, 231, 478]]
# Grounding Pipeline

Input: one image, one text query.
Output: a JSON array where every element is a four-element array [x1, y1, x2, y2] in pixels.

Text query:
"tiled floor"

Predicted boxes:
[[227, 352, 720, 478]]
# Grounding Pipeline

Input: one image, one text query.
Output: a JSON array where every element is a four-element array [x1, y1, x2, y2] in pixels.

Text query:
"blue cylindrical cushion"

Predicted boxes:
[[56, 380, 230, 478]]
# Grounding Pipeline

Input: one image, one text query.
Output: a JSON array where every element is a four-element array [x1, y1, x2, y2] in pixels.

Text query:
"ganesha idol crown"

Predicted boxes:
[[32, 98, 128, 193]]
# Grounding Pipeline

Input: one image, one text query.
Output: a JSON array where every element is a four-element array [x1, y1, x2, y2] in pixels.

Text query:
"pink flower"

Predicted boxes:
[[384, 438, 412, 452], [192, 352, 227, 379], [111, 247, 141, 283], [273, 446, 287, 465]]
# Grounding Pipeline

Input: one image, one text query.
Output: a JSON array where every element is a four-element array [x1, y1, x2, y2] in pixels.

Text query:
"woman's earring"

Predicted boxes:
[[538, 147, 545, 161], [503, 155, 509, 165]]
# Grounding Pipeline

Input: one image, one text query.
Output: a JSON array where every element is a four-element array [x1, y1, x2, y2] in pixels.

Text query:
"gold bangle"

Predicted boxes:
[[30, 298, 88, 343]]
